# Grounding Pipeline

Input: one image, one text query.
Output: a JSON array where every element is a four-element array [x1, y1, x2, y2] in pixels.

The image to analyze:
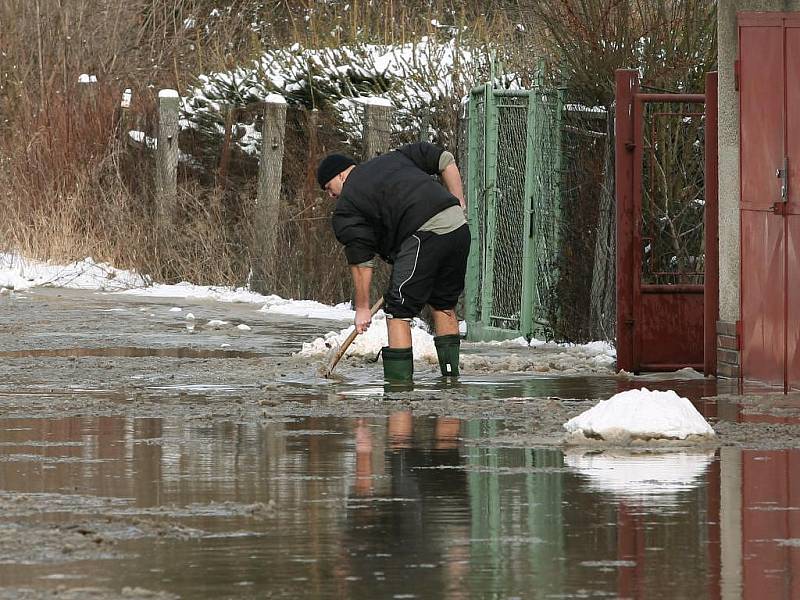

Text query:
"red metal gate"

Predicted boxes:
[[739, 14, 800, 391], [615, 70, 719, 374]]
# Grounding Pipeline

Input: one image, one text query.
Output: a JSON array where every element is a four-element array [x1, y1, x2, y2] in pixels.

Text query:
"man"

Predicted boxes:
[[317, 142, 470, 382]]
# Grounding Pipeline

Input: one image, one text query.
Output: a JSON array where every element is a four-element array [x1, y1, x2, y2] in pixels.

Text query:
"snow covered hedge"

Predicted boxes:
[[181, 37, 516, 156]]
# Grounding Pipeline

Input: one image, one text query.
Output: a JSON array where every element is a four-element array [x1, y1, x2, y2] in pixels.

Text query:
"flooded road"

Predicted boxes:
[[1, 287, 799, 598], [0, 412, 796, 599]]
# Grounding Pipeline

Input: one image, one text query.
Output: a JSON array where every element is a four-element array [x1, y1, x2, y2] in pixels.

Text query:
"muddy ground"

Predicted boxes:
[[1, 287, 796, 447], [1, 286, 799, 598]]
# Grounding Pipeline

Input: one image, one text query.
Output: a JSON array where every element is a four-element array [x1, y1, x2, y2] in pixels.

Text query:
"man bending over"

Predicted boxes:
[[317, 142, 470, 382]]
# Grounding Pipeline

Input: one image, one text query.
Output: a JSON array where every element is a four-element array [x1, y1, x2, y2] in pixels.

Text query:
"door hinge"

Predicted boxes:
[[734, 59, 740, 91]]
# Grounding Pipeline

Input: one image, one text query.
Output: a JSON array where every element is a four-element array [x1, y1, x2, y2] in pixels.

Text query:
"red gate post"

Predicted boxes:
[[615, 69, 639, 372], [705, 72, 719, 377]]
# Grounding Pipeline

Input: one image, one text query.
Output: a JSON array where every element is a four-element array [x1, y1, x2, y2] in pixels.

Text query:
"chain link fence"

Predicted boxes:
[[465, 84, 613, 343], [491, 93, 529, 331]]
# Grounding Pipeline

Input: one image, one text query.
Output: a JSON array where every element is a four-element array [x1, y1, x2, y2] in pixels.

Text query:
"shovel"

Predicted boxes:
[[321, 297, 385, 378]]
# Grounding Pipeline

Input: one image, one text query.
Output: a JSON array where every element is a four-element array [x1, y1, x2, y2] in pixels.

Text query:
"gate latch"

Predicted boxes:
[[777, 157, 788, 202]]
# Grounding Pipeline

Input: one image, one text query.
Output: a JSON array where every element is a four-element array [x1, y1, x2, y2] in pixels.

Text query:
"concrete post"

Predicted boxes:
[[251, 94, 287, 293], [156, 89, 180, 223], [119, 88, 132, 138], [360, 98, 392, 160], [78, 74, 98, 107]]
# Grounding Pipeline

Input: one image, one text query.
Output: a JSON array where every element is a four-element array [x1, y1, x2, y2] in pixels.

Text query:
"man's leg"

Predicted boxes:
[[381, 234, 433, 383], [387, 317, 413, 348], [427, 224, 470, 377], [431, 308, 459, 336]]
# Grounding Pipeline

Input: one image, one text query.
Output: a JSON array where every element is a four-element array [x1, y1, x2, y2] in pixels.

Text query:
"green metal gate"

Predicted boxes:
[[465, 83, 564, 342]]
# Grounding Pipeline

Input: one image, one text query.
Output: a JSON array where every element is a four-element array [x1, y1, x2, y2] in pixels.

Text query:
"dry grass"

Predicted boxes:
[[0, 0, 525, 302], [0, 0, 714, 307]]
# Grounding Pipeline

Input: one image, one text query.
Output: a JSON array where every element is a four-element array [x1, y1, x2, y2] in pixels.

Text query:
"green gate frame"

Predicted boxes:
[[464, 80, 565, 342]]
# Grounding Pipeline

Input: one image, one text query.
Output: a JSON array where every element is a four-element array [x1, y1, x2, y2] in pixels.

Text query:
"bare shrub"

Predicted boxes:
[[0, 0, 538, 302], [516, 0, 716, 105]]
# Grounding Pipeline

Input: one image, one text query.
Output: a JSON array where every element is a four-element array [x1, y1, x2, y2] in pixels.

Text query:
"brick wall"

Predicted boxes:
[[716, 320, 740, 378]]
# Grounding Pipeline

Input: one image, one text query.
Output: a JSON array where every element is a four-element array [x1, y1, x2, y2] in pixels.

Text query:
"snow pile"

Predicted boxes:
[[563, 388, 715, 443], [0, 269, 33, 291], [565, 450, 714, 503], [0, 253, 148, 291], [296, 312, 437, 361]]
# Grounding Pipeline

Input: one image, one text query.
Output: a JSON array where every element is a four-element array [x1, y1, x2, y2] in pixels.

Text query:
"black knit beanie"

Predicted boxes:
[[317, 154, 357, 189]]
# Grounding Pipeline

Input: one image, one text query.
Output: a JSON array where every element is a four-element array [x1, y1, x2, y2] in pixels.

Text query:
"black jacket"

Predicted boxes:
[[331, 142, 460, 264]]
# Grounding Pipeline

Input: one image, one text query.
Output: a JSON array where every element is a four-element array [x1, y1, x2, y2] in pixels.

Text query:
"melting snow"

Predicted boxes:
[[297, 312, 438, 361], [0, 253, 148, 291], [564, 388, 715, 442], [0, 253, 618, 373]]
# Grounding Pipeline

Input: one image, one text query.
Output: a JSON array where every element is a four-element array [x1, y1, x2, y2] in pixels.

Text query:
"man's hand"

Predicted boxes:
[[355, 307, 372, 333], [350, 264, 374, 334]]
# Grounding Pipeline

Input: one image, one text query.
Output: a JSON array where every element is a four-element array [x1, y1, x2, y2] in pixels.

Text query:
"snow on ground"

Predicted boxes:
[[0, 253, 148, 291], [0, 253, 354, 321], [563, 387, 716, 443], [457, 337, 616, 373], [0, 253, 617, 372]]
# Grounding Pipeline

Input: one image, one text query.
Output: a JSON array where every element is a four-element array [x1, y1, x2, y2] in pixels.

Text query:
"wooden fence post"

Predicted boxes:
[[251, 94, 287, 293], [156, 89, 180, 224], [360, 98, 392, 160]]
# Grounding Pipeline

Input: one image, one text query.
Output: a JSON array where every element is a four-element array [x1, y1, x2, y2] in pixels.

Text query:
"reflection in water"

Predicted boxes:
[[339, 411, 469, 599], [736, 448, 800, 599], [332, 372, 740, 415], [0, 346, 264, 359], [565, 450, 715, 505], [0, 411, 797, 598]]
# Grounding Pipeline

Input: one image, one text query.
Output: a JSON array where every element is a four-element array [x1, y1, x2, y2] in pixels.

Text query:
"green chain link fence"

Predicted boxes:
[[464, 80, 611, 343]]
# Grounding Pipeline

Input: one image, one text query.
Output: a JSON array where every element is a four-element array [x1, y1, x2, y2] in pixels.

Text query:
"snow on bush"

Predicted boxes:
[[181, 37, 516, 153]]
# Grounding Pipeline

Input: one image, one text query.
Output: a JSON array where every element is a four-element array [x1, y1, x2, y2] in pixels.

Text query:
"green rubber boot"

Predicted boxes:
[[382, 346, 414, 382], [434, 334, 461, 377]]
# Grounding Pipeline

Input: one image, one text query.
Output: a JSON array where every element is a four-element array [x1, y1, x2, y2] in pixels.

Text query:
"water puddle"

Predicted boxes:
[[0, 346, 265, 360], [306, 371, 742, 409], [0, 411, 795, 598]]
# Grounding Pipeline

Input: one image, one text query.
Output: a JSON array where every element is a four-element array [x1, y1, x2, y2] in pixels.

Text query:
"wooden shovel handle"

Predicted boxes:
[[322, 297, 385, 378]]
